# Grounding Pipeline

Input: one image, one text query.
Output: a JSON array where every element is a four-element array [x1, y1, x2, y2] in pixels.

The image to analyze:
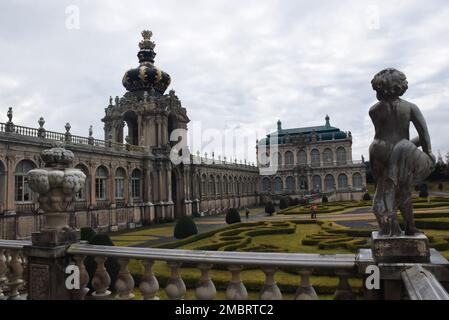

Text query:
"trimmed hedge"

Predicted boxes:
[[80, 227, 97, 242], [174, 216, 198, 239], [226, 208, 241, 224]]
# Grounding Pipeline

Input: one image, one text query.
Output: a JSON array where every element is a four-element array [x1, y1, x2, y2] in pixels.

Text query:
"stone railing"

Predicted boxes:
[[0, 240, 31, 300], [0, 122, 146, 153], [2, 240, 449, 300], [66, 243, 359, 300], [190, 155, 257, 169]]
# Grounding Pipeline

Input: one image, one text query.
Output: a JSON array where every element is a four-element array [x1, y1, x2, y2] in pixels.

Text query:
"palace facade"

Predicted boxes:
[[0, 30, 366, 240], [257, 117, 366, 202], [0, 31, 259, 239]]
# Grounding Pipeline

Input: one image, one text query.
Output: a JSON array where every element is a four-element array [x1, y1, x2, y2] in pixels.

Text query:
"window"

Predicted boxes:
[[323, 148, 333, 164], [285, 151, 294, 166], [75, 165, 89, 201], [115, 168, 126, 199], [14, 160, 35, 202], [325, 175, 335, 191], [95, 166, 108, 200], [201, 174, 207, 196], [0, 161, 5, 207], [131, 169, 142, 200], [209, 176, 215, 195], [311, 149, 320, 167], [298, 150, 307, 165], [274, 177, 283, 194], [338, 174, 348, 190], [312, 175, 322, 192], [353, 173, 363, 190], [299, 176, 308, 190], [286, 176, 295, 192], [262, 177, 271, 192], [337, 147, 347, 165]]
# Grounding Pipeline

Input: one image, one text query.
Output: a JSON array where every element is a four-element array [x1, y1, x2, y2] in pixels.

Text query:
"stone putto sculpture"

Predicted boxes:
[[369, 68, 436, 237]]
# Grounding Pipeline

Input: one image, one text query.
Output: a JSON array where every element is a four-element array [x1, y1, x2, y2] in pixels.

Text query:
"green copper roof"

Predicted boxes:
[[259, 116, 349, 145]]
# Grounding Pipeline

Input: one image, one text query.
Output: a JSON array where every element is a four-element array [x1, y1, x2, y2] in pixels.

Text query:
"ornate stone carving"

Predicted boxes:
[[29, 264, 50, 300], [28, 142, 86, 230]]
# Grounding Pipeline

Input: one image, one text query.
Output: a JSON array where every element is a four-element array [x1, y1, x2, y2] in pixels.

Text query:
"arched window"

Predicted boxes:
[[201, 174, 207, 196], [312, 175, 322, 192], [311, 149, 320, 167], [323, 148, 333, 165], [262, 177, 271, 193], [285, 151, 294, 166], [338, 174, 348, 190], [325, 175, 335, 191], [298, 150, 307, 166], [337, 147, 347, 165], [217, 176, 222, 195], [299, 176, 308, 191], [209, 175, 215, 196], [14, 160, 36, 202], [276, 153, 282, 167], [274, 177, 283, 194], [286, 176, 295, 193], [353, 173, 363, 190], [131, 169, 142, 200], [95, 166, 108, 200], [115, 168, 126, 200], [0, 161, 5, 209], [75, 164, 89, 201]]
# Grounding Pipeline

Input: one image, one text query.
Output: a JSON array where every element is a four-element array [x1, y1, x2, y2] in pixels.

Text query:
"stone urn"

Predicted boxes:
[[28, 142, 86, 231]]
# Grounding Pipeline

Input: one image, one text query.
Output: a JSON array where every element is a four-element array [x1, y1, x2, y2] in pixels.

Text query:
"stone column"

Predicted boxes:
[[24, 142, 86, 300]]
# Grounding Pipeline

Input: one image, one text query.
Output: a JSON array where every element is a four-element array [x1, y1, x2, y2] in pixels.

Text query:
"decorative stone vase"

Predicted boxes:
[[28, 143, 86, 231]]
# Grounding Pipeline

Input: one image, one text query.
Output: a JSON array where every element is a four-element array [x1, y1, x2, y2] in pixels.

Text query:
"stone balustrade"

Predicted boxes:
[[2, 240, 449, 300], [66, 243, 359, 300], [0, 240, 31, 300]]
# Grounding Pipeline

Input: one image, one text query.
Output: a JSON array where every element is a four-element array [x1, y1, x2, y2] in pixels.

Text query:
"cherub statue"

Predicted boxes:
[[369, 68, 436, 236]]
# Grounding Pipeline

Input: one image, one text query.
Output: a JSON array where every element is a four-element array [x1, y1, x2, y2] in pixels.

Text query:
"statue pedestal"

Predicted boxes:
[[371, 231, 430, 263], [31, 229, 80, 247]]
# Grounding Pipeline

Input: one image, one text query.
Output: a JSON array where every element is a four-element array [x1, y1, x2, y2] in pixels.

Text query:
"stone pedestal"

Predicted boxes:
[[23, 244, 72, 300], [372, 232, 430, 263], [32, 229, 80, 247]]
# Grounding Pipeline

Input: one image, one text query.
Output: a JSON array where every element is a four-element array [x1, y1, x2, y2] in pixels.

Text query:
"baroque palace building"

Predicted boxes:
[[0, 30, 366, 240], [257, 117, 366, 201], [0, 31, 259, 239]]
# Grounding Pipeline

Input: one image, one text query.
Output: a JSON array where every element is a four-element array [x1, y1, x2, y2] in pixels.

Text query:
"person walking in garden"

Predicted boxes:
[[310, 203, 318, 219], [245, 207, 250, 220]]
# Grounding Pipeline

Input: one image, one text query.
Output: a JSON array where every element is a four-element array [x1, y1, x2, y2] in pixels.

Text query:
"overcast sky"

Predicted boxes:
[[1, 0, 449, 163]]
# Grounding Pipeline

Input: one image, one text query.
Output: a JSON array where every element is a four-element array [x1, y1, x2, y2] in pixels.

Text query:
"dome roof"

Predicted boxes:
[[122, 30, 171, 94]]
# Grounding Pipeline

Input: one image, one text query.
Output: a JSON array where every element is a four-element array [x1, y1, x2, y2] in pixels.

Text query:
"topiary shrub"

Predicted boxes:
[[363, 192, 372, 201], [279, 197, 289, 209], [174, 216, 198, 239], [322, 195, 329, 203], [226, 208, 241, 224], [265, 202, 276, 216], [85, 234, 120, 292], [419, 184, 429, 198], [80, 227, 97, 242], [287, 197, 295, 207], [438, 183, 444, 191]]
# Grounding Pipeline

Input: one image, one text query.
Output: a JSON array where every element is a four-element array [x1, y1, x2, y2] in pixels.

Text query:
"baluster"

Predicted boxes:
[[6, 249, 24, 300], [226, 265, 248, 300], [165, 262, 186, 300], [195, 263, 216, 300], [115, 258, 135, 300], [260, 267, 282, 300], [72, 255, 90, 300], [295, 270, 318, 300], [91, 256, 111, 299], [0, 249, 7, 300], [334, 271, 354, 300], [139, 260, 159, 300]]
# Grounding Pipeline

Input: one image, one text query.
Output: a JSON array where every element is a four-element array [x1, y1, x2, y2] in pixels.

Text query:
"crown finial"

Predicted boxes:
[[139, 30, 156, 50]]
